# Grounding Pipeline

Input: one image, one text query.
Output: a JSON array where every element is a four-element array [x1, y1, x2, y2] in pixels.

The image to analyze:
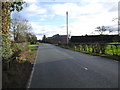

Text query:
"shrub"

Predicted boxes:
[[2, 34, 13, 61]]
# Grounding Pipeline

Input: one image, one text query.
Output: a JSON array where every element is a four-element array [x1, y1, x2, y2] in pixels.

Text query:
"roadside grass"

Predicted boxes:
[[15, 42, 29, 49], [28, 44, 39, 51], [2, 43, 39, 88], [55, 43, 120, 61], [77, 51, 120, 61]]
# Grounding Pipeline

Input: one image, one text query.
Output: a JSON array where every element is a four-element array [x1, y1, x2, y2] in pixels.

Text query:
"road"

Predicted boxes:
[[29, 43, 118, 88]]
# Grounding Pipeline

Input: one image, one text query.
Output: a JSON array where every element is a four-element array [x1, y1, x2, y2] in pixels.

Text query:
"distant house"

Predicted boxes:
[[46, 34, 67, 45], [71, 35, 120, 43]]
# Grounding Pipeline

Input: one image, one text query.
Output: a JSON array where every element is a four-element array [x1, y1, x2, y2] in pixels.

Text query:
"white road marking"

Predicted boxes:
[[26, 44, 40, 88], [84, 67, 88, 70], [80, 65, 88, 70]]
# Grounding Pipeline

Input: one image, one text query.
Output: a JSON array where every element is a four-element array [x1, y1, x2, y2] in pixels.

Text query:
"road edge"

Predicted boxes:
[[26, 43, 40, 88]]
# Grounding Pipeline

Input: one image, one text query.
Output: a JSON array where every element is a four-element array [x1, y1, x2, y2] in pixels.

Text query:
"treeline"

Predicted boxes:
[[71, 35, 120, 43]]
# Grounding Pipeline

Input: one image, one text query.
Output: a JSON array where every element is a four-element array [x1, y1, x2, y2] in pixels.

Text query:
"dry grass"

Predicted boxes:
[[2, 44, 38, 88]]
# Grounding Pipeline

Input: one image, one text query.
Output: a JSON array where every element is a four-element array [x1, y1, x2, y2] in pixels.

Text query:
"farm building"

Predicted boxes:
[[46, 34, 67, 45]]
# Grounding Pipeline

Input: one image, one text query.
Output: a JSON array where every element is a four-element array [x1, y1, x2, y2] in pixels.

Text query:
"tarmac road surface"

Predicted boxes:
[[29, 43, 118, 88]]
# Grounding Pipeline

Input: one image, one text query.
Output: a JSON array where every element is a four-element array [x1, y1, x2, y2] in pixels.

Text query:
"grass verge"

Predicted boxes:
[[56, 44, 120, 61], [28, 44, 39, 51]]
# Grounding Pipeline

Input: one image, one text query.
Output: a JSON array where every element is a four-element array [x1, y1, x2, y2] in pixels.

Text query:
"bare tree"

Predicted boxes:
[[11, 13, 32, 42], [112, 17, 120, 36], [95, 26, 110, 35]]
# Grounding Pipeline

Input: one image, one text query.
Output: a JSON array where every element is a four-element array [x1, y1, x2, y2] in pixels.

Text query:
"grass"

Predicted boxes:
[[28, 44, 39, 51], [12, 42, 29, 52], [55, 43, 120, 61], [78, 51, 120, 61]]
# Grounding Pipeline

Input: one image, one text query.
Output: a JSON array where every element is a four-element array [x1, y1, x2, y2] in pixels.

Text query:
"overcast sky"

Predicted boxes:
[[14, 0, 119, 39]]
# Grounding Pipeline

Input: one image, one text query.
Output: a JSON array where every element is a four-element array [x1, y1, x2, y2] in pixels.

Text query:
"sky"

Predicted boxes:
[[13, 0, 119, 40]]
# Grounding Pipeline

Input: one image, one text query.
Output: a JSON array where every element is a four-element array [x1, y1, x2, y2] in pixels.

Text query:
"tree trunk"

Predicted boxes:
[[2, 2, 12, 70], [2, 2, 10, 35]]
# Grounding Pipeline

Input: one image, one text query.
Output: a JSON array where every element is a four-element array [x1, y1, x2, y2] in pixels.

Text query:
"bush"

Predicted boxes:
[[2, 34, 13, 61], [11, 42, 29, 53]]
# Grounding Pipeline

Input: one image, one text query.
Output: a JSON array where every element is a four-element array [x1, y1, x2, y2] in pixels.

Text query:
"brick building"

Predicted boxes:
[[46, 34, 67, 45]]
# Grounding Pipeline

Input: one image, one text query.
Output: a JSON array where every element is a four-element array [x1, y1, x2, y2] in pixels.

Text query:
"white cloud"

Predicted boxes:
[[39, 14, 55, 21], [69, 10, 118, 35], [49, 1, 118, 36], [50, 2, 118, 23], [24, 0, 38, 3], [22, 3, 47, 17], [81, 0, 119, 3], [30, 22, 67, 39], [21, 0, 119, 39]]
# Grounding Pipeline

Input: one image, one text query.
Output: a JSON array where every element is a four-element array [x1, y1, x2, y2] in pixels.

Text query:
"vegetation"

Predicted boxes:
[[2, 0, 25, 68], [56, 42, 120, 61], [95, 26, 113, 35], [10, 13, 37, 44], [2, 0, 38, 88], [105, 42, 120, 56], [1, 0, 119, 88], [28, 44, 39, 51], [2, 43, 39, 88]]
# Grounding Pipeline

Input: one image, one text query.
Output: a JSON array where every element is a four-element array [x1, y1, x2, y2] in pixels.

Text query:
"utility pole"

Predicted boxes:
[[66, 11, 69, 45], [118, 1, 120, 36]]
